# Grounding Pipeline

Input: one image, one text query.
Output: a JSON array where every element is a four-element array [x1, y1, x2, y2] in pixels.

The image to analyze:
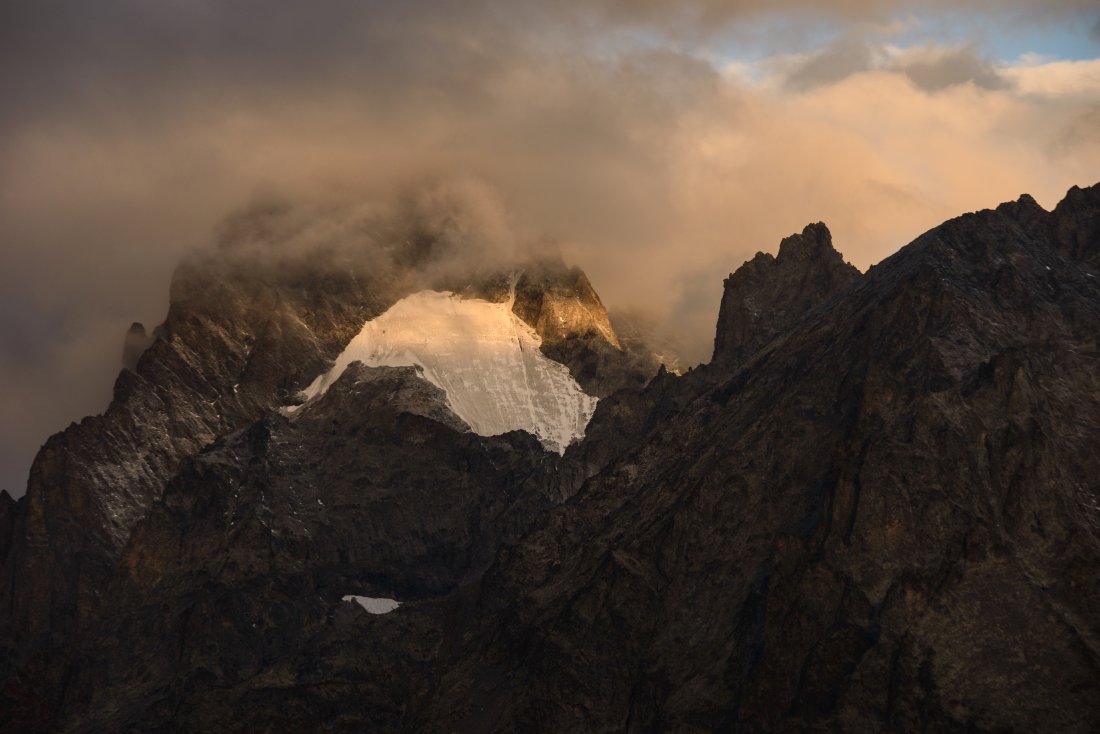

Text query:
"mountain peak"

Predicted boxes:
[[1052, 181, 1100, 267], [510, 258, 658, 396], [712, 222, 861, 366], [776, 222, 839, 263], [511, 258, 621, 349]]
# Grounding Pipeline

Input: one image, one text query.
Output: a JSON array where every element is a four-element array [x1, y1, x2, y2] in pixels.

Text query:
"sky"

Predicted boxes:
[[1, 0, 1098, 496]]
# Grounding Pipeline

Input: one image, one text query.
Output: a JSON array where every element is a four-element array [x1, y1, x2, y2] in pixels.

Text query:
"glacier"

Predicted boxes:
[[294, 283, 598, 453]]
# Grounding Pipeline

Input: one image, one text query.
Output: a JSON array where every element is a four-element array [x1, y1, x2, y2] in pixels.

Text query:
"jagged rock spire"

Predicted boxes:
[[712, 222, 861, 367]]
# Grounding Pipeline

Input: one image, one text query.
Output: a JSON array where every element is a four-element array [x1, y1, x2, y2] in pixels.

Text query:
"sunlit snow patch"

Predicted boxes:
[[342, 595, 401, 614], [295, 283, 597, 453]]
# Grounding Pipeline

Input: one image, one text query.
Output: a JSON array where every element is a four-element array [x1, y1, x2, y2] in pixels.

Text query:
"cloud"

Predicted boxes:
[[1, 1, 1099, 495], [783, 39, 879, 91], [779, 40, 1007, 92], [890, 44, 1007, 91], [1003, 57, 1100, 96]]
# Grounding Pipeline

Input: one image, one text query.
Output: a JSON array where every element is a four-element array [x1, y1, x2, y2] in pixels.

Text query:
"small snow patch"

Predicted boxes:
[[342, 595, 401, 614]]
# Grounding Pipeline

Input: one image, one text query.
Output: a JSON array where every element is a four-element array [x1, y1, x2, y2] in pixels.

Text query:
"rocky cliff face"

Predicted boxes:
[[0, 492, 15, 575], [712, 222, 862, 366], [1052, 186, 1100, 267], [512, 258, 656, 397], [2, 185, 1099, 733], [421, 187, 1100, 732], [0, 249, 393, 643]]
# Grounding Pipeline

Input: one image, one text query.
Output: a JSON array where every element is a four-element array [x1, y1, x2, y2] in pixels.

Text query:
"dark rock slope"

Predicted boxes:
[[0, 242, 407, 731], [2, 184, 1099, 733], [1, 248, 395, 642], [0, 492, 15, 577], [424, 186, 1100, 732], [54, 365, 560, 732], [0, 209, 645, 732]]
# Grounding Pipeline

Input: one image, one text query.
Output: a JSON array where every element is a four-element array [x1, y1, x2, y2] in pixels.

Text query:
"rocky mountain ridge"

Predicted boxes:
[[423, 186, 1100, 731], [1, 184, 1099, 732]]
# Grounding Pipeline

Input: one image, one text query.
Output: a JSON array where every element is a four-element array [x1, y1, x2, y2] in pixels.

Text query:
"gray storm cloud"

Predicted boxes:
[[782, 40, 1008, 92], [1, 0, 1099, 495]]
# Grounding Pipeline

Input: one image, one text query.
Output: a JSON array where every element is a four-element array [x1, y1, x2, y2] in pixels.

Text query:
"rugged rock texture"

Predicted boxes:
[[48, 365, 559, 732], [512, 259, 621, 349], [0, 250, 396, 643], [1052, 186, 1100, 267], [713, 222, 861, 366], [0, 491, 16, 572], [0, 218, 635, 651], [2, 184, 1100, 733], [513, 258, 657, 396], [421, 187, 1100, 732]]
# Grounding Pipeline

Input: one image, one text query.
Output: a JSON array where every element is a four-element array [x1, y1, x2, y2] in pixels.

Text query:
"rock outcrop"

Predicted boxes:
[[712, 222, 861, 366], [0, 491, 16, 573], [0, 250, 394, 645], [512, 258, 657, 396], [1052, 185, 1100, 267]]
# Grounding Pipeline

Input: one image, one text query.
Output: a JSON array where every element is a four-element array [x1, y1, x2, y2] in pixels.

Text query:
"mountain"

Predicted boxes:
[[712, 222, 861, 366], [422, 189, 1100, 731], [1, 184, 1099, 732]]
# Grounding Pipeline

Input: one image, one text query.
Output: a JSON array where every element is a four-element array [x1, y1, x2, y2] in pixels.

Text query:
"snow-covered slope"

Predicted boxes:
[[294, 284, 598, 453]]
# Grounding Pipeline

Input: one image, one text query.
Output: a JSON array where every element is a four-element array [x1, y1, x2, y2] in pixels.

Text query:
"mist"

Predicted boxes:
[[2, 0, 1099, 495]]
